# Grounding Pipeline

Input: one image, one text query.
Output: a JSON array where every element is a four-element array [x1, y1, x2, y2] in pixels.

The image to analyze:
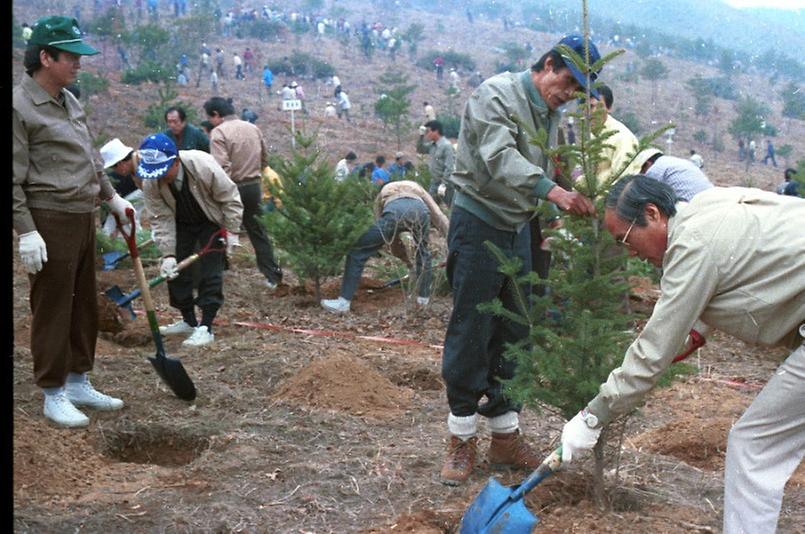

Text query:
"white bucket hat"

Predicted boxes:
[[100, 138, 134, 169]]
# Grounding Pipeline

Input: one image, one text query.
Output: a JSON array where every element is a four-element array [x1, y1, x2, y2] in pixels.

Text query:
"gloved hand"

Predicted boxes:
[[105, 194, 135, 234], [19, 231, 48, 274], [437, 183, 447, 197], [160, 256, 179, 280], [226, 231, 240, 255], [560, 409, 602, 464], [419, 125, 427, 136]]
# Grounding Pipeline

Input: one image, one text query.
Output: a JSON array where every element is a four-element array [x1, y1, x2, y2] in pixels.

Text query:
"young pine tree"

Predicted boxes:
[[480, 27, 672, 507], [264, 134, 375, 300]]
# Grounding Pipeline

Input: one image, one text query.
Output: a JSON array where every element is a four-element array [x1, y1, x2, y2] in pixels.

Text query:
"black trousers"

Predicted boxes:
[[238, 181, 282, 284], [168, 220, 225, 321]]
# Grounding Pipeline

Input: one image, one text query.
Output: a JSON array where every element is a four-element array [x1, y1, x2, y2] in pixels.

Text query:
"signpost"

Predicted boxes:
[[282, 99, 302, 149]]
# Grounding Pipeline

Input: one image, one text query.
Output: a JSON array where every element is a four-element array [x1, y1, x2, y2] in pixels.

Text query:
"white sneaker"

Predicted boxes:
[[416, 296, 430, 306], [159, 320, 195, 336], [65, 381, 124, 411], [321, 296, 350, 314], [43, 393, 90, 427], [183, 326, 215, 347], [265, 280, 278, 290]]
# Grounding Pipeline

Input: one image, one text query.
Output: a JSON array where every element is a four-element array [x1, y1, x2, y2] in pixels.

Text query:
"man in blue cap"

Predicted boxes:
[[438, 34, 600, 484], [137, 133, 244, 348], [13, 16, 136, 428]]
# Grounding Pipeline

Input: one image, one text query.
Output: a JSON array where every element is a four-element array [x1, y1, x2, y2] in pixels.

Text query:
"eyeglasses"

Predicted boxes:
[[619, 217, 637, 247]]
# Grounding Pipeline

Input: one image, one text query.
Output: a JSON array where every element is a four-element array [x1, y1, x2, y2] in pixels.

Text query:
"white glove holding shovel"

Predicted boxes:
[[160, 256, 179, 280], [105, 194, 135, 236], [19, 231, 48, 274], [560, 408, 602, 464], [226, 231, 240, 255]]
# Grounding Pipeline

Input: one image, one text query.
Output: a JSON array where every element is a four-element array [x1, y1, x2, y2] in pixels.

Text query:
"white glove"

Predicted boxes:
[[106, 193, 135, 234], [437, 183, 447, 197], [419, 125, 427, 135], [226, 231, 240, 255], [560, 409, 602, 464], [19, 231, 48, 274], [160, 256, 179, 280]]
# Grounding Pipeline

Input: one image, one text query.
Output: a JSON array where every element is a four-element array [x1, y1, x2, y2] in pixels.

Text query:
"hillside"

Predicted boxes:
[[12, 0, 805, 193]]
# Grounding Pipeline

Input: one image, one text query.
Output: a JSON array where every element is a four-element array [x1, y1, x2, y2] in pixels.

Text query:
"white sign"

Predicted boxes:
[[282, 99, 302, 111]]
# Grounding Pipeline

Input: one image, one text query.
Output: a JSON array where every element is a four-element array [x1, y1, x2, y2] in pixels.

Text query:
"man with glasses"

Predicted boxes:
[[562, 174, 805, 534]]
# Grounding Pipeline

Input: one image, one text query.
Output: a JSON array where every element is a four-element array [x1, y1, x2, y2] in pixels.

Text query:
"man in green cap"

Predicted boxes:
[[13, 16, 134, 428]]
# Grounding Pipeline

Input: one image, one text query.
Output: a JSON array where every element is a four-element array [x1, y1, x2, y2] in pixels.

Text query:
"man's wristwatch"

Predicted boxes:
[[581, 407, 600, 429]]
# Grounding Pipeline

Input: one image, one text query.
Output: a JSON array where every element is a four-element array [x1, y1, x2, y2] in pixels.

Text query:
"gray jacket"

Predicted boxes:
[[448, 70, 559, 232]]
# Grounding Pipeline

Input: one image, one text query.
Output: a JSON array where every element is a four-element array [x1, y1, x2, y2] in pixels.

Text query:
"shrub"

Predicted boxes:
[[693, 130, 707, 143], [416, 50, 476, 72], [436, 113, 461, 139], [242, 18, 287, 41], [76, 71, 109, 98], [267, 50, 334, 80], [619, 110, 642, 136], [122, 61, 172, 85]]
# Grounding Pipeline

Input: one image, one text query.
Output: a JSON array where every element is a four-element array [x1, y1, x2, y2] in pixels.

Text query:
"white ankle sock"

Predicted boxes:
[[66, 372, 88, 384], [448, 413, 478, 441], [488, 411, 519, 434], [42, 386, 64, 397]]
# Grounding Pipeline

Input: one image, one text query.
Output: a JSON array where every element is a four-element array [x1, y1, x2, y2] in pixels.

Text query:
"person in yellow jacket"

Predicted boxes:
[[261, 165, 283, 210]]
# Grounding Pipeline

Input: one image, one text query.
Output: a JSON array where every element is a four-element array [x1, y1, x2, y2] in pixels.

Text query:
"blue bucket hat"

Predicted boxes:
[[137, 133, 178, 180], [554, 34, 601, 98]]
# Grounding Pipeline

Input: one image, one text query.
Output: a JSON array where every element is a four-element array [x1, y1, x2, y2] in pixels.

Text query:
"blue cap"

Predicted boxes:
[[554, 34, 601, 98], [137, 133, 178, 180]]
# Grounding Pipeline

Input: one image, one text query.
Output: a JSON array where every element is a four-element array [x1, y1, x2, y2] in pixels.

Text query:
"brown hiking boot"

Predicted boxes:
[[440, 436, 478, 486], [487, 430, 541, 469]]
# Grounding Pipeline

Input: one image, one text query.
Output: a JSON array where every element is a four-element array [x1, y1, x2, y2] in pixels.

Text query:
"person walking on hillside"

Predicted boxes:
[[138, 133, 243, 347], [748, 139, 756, 163], [416, 120, 455, 206], [261, 65, 273, 101], [438, 35, 598, 485], [763, 139, 777, 167], [243, 47, 255, 75], [423, 101, 436, 122], [215, 48, 226, 79], [233, 52, 244, 80], [292, 81, 308, 115], [14, 16, 133, 428], [321, 180, 449, 314], [562, 176, 805, 534], [337, 88, 351, 122], [689, 149, 704, 169], [196, 49, 211, 88], [433, 55, 445, 81], [204, 97, 284, 289]]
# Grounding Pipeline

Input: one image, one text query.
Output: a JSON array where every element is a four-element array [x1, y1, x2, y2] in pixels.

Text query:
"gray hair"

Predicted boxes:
[[605, 175, 677, 226]]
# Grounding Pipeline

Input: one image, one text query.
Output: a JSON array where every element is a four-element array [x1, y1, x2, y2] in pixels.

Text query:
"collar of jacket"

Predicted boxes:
[[23, 73, 64, 106], [222, 114, 239, 122], [519, 69, 549, 114]]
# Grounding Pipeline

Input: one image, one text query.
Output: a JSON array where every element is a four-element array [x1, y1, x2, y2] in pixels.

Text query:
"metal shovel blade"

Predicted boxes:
[[102, 250, 129, 271], [460, 478, 538, 534], [149, 352, 197, 401], [460, 447, 562, 534], [104, 285, 136, 319]]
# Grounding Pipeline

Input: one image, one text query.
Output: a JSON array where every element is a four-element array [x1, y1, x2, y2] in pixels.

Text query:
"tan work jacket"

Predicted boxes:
[[589, 187, 805, 424]]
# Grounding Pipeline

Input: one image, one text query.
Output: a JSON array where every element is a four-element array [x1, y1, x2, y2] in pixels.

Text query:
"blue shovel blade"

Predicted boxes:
[[102, 250, 127, 271], [460, 478, 538, 534]]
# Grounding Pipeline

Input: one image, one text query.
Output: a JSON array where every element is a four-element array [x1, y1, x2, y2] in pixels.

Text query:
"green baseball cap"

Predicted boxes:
[[29, 16, 99, 56]]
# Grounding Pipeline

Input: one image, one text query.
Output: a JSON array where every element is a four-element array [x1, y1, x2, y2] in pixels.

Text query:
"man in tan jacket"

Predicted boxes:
[[321, 180, 448, 313], [139, 133, 243, 347], [562, 175, 805, 534], [205, 96, 283, 288]]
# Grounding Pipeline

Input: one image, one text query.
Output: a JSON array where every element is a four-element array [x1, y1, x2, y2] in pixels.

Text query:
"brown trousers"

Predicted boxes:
[[28, 209, 97, 388]]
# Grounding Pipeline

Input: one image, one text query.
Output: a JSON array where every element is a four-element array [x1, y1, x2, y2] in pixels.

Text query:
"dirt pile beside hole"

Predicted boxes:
[[14, 415, 108, 499], [632, 416, 734, 470], [273, 353, 414, 418]]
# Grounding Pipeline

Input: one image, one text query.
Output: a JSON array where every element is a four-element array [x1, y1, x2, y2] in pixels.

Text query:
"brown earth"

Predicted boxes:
[[12, 1, 805, 532]]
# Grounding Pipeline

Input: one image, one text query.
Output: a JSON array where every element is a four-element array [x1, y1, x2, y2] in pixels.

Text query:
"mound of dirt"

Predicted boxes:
[[631, 416, 734, 470], [272, 353, 414, 418]]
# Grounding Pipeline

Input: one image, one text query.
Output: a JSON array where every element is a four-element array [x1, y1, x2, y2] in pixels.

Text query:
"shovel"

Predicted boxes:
[[460, 447, 562, 533], [101, 238, 154, 271], [115, 209, 197, 401], [104, 229, 227, 319]]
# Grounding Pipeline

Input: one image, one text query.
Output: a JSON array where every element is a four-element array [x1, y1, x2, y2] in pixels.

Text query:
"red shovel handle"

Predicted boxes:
[[113, 208, 139, 260], [672, 329, 706, 363]]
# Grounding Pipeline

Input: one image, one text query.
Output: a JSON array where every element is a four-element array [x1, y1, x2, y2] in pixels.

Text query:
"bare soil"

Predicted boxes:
[[12, 1, 805, 532]]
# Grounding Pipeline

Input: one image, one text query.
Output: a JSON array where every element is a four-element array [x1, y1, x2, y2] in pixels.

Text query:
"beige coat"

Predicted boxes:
[[143, 150, 243, 256], [589, 187, 805, 424]]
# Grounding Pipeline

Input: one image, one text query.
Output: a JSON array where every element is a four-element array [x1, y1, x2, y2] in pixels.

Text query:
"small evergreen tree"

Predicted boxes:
[[374, 69, 416, 150], [480, 14, 673, 506], [780, 82, 805, 120], [728, 95, 771, 145], [640, 58, 668, 108], [265, 134, 375, 300]]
